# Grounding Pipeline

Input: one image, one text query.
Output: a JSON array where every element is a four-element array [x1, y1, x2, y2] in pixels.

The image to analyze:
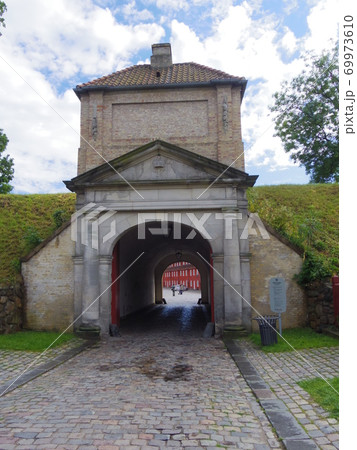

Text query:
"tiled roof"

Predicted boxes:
[[75, 63, 245, 90]]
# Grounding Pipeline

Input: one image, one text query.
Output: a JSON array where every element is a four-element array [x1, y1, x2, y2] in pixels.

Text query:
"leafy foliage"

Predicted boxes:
[[0, 1, 6, 32], [23, 226, 43, 250], [0, 129, 14, 194], [52, 209, 69, 229], [270, 44, 338, 183], [296, 250, 332, 286]]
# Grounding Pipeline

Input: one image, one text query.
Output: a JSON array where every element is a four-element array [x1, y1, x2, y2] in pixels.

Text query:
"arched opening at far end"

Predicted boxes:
[[162, 260, 202, 304]]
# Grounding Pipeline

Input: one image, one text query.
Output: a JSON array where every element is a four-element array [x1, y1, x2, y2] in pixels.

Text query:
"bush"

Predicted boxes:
[[10, 258, 21, 273], [52, 209, 68, 229], [23, 226, 43, 249], [296, 250, 332, 286]]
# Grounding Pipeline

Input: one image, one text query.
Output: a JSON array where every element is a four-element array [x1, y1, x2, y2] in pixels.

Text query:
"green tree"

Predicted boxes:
[[0, 130, 14, 194], [270, 44, 338, 183], [0, 1, 6, 34]]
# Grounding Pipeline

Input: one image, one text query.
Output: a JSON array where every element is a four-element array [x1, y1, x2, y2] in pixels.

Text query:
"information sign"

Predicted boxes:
[[269, 277, 287, 313]]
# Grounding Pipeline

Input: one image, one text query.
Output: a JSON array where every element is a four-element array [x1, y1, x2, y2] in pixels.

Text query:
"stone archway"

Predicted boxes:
[[109, 220, 212, 332]]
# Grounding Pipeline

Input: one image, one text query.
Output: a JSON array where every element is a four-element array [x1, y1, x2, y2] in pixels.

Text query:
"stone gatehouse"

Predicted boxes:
[[22, 43, 306, 335]]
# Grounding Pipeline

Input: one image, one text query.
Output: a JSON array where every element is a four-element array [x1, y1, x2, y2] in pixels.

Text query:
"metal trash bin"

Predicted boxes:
[[253, 316, 278, 346]]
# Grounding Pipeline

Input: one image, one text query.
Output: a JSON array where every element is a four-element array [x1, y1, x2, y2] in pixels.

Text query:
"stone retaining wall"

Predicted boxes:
[[306, 278, 336, 330], [0, 279, 24, 334]]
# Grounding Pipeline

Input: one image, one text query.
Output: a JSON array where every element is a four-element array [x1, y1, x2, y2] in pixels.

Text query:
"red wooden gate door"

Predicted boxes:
[[111, 242, 120, 325]]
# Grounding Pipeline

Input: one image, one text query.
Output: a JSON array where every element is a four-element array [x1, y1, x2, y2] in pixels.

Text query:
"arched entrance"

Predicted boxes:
[[161, 260, 202, 295], [110, 221, 212, 329]]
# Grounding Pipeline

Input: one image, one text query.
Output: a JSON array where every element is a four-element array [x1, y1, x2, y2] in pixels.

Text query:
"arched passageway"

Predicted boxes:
[[111, 221, 212, 329]]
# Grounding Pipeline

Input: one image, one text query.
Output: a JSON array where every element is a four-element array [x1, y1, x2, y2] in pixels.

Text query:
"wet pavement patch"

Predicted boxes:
[[136, 356, 193, 381], [138, 357, 162, 378], [164, 363, 193, 381]]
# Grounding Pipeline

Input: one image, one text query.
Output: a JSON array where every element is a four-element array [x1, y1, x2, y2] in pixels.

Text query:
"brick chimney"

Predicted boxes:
[[150, 43, 172, 68]]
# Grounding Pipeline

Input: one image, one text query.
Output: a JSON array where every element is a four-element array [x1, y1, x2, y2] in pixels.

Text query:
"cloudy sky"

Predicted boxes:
[[0, 0, 339, 194]]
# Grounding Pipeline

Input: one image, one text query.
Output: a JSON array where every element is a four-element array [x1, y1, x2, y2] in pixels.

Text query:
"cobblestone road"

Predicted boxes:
[[0, 296, 282, 449]]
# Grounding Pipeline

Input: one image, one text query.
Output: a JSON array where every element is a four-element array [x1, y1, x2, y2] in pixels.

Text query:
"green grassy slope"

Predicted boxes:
[[0, 194, 76, 284], [247, 184, 339, 280], [0, 184, 338, 284]]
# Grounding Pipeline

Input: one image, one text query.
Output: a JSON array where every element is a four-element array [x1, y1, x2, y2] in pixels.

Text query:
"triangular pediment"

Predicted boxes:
[[64, 140, 257, 191]]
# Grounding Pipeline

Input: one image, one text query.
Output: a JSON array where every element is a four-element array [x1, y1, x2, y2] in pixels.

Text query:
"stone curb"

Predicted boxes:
[[0, 340, 95, 397], [224, 338, 319, 450]]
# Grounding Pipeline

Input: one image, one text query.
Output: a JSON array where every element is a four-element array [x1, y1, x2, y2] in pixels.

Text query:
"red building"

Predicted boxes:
[[163, 261, 201, 290]]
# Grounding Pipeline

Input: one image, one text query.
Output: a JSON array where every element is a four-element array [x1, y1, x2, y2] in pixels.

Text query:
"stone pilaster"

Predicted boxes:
[[211, 253, 224, 334], [99, 255, 113, 334], [73, 256, 83, 328], [222, 209, 242, 327], [81, 240, 100, 324]]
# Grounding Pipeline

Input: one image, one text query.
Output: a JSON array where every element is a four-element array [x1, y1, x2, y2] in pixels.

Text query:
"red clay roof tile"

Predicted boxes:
[[76, 63, 245, 90]]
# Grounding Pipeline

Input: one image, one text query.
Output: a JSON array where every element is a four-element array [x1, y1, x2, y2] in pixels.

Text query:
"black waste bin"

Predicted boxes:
[[253, 316, 278, 346]]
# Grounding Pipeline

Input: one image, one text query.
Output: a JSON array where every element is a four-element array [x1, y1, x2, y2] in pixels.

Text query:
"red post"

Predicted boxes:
[[210, 250, 214, 323], [332, 276, 339, 326], [111, 242, 120, 325]]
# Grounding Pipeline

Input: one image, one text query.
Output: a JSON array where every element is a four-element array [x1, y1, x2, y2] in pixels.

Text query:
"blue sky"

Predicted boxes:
[[0, 0, 339, 193]]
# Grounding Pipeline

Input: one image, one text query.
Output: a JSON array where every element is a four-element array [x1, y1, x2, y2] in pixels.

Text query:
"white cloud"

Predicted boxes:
[[304, 0, 339, 52], [1, 0, 165, 193], [0, 52, 79, 193], [171, 3, 296, 83], [4, 0, 165, 80], [279, 27, 298, 56], [122, 1, 154, 21], [282, 0, 299, 15], [155, 0, 189, 11]]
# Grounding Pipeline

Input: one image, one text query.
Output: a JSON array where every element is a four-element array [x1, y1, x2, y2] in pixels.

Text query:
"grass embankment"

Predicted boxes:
[[0, 193, 76, 284], [298, 376, 339, 419], [247, 184, 339, 283], [249, 327, 339, 353], [0, 331, 75, 352]]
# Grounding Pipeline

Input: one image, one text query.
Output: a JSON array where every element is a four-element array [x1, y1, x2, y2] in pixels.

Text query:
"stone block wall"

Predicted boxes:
[[306, 279, 336, 330], [21, 224, 75, 332], [249, 225, 307, 332], [0, 279, 24, 334]]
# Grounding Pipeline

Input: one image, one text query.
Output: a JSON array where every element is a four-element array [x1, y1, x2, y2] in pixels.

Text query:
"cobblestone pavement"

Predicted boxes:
[[0, 337, 85, 388], [237, 340, 339, 449], [0, 301, 282, 449]]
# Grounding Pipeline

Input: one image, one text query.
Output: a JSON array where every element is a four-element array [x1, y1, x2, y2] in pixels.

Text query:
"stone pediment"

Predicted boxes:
[[64, 140, 257, 191]]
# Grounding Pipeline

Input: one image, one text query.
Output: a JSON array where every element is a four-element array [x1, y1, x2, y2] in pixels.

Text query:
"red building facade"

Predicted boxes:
[[162, 261, 201, 290]]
